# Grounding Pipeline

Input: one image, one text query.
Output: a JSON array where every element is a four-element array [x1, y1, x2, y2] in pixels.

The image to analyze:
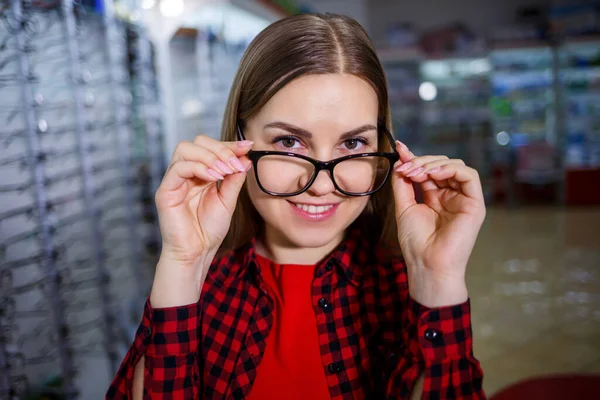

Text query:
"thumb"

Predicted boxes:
[[218, 158, 251, 213], [222, 140, 254, 157], [391, 171, 416, 218]]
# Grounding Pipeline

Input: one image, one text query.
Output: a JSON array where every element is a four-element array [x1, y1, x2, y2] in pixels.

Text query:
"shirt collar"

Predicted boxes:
[[232, 226, 369, 287]]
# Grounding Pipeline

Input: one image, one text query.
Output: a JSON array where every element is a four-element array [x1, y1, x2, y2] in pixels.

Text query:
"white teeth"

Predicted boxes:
[[295, 203, 334, 214]]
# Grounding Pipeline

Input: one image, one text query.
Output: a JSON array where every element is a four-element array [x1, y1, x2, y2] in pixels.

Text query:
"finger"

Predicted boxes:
[[395, 140, 415, 163], [159, 160, 220, 193], [402, 159, 466, 181], [169, 140, 253, 176], [391, 169, 417, 218], [421, 178, 451, 192], [192, 134, 254, 159], [169, 135, 253, 164], [218, 167, 250, 214], [395, 155, 453, 177], [426, 164, 483, 200]]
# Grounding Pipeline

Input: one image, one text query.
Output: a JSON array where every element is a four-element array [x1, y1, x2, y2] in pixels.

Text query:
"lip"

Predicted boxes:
[[287, 200, 340, 222], [289, 201, 339, 206]]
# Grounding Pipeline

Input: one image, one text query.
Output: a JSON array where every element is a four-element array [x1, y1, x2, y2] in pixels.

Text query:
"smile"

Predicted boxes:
[[293, 203, 335, 214], [287, 201, 340, 222]]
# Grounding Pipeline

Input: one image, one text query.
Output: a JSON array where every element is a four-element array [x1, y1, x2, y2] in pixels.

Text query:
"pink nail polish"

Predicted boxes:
[[237, 140, 254, 147], [397, 162, 413, 172], [406, 167, 424, 177], [428, 167, 441, 174], [229, 157, 245, 172], [207, 168, 224, 180], [215, 160, 234, 174]]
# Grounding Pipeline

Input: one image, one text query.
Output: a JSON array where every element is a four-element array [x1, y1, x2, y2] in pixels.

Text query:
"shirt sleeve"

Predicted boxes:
[[385, 295, 486, 399], [105, 298, 201, 399]]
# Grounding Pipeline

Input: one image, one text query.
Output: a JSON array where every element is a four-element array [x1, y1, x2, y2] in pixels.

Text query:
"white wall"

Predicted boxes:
[[367, 0, 549, 47]]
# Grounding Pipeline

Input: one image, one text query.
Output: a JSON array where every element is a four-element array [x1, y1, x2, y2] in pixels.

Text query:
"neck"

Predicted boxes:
[[255, 227, 345, 265]]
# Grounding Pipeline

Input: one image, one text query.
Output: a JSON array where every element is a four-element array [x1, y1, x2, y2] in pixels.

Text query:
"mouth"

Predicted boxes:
[[287, 200, 340, 222]]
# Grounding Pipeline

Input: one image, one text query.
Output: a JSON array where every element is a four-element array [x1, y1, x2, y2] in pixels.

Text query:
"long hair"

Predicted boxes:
[[218, 13, 399, 256]]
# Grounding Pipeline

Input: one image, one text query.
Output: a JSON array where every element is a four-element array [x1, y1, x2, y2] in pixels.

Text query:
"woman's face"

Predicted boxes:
[[243, 73, 380, 250]]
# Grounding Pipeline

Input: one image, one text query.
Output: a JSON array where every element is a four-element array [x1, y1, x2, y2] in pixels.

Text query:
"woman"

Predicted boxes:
[[107, 13, 486, 400]]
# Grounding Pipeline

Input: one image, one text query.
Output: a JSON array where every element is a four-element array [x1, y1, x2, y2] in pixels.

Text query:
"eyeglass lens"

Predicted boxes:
[[255, 155, 391, 195]]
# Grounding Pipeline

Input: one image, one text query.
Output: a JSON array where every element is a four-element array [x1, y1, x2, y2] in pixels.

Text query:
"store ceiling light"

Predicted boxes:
[[160, 0, 184, 17], [141, 0, 156, 10], [419, 82, 437, 101]]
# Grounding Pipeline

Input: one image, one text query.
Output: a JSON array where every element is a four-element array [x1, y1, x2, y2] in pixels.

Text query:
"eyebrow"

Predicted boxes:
[[263, 121, 377, 140]]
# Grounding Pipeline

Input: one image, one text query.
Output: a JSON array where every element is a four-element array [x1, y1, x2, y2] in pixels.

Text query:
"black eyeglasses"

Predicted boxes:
[[237, 124, 400, 197]]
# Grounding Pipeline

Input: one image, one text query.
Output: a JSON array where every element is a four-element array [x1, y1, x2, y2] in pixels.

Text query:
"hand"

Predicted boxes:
[[151, 135, 253, 307], [391, 141, 486, 308]]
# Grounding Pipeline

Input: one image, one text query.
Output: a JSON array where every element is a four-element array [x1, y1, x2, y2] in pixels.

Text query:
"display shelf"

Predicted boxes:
[[418, 58, 491, 167], [489, 46, 556, 143], [379, 51, 421, 146], [0, 1, 162, 397], [560, 39, 600, 168]]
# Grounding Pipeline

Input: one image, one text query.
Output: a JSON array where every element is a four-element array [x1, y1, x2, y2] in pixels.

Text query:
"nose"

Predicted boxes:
[[306, 169, 336, 196]]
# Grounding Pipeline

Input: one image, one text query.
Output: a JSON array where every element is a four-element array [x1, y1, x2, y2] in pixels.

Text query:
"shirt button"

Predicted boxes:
[[318, 298, 331, 310], [145, 326, 152, 337], [327, 362, 342, 373], [325, 261, 334, 271], [387, 351, 397, 362], [424, 328, 440, 341]]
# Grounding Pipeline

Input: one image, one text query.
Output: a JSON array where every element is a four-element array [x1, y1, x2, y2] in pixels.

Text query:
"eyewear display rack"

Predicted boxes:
[[0, 0, 163, 398]]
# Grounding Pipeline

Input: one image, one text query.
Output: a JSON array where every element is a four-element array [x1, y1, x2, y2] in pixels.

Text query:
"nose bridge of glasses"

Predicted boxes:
[[307, 166, 336, 194]]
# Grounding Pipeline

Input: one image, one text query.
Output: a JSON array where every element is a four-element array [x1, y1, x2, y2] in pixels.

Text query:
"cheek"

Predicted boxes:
[[347, 196, 370, 217], [246, 171, 371, 227], [245, 173, 275, 217]]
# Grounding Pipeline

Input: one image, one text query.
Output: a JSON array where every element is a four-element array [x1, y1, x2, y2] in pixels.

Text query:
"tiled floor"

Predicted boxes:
[[467, 207, 600, 396]]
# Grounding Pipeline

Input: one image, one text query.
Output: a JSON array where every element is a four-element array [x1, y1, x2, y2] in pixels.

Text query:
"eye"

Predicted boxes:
[[343, 138, 369, 151], [273, 135, 302, 149]]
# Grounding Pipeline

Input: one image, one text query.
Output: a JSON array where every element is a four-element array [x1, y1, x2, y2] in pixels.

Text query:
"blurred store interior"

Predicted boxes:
[[0, 0, 599, 398]]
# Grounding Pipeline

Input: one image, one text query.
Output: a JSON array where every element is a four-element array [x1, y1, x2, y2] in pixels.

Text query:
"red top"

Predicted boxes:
[[247, 253, 331, 399], [107, 226, 485, 399]]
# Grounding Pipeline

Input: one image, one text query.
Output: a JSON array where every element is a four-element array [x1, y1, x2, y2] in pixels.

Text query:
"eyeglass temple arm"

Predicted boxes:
[[381, 126, 399, 154], [236, 125, 245, 141]]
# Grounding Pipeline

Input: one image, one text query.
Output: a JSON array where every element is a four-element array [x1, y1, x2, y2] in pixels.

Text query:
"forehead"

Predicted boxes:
[[253, 74, 379, 132]]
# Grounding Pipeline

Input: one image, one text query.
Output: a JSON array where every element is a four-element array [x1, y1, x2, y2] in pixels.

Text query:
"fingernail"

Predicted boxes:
[[428, 167, 441, 174], [229, 157, 245, 172], [215, 160, 234, 174], [407, 167, 424, 177], [396, 161, 413, 172], [237, 140, 254, 148], [244, 160, 252, 171], [395, 140, 407, 149], [207, 168, 224, 180]]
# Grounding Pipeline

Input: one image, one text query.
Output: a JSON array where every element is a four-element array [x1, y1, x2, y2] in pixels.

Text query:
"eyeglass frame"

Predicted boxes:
[[236, 123, 400, 197]]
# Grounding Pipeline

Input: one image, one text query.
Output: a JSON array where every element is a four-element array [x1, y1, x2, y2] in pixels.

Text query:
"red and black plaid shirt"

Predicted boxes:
[[106, 228, 486, 399]]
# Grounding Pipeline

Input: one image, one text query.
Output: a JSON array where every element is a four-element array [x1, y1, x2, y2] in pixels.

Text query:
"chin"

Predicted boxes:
[[279, 224, 345, 249]]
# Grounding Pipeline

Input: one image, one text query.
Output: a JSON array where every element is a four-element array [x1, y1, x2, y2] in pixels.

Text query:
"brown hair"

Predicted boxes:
[[218, 13, 399, 255]]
